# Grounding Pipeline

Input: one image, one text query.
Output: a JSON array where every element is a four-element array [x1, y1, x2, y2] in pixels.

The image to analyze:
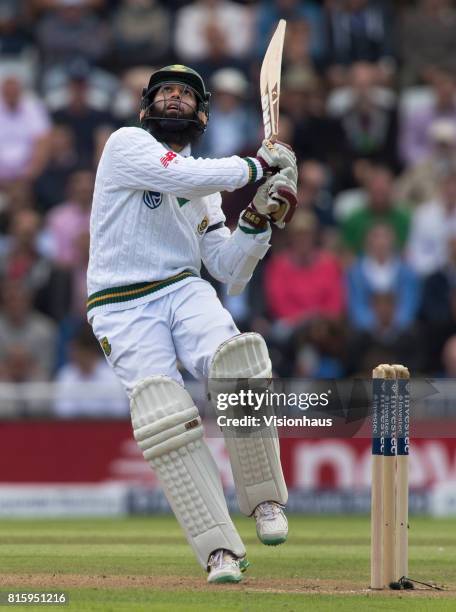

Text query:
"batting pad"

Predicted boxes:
[[131, 376, 245, 568], [209, 333, 288, 515]]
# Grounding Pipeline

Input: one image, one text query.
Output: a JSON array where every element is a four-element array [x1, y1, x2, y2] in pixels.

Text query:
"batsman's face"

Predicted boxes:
[[153, 83, 197, 118]]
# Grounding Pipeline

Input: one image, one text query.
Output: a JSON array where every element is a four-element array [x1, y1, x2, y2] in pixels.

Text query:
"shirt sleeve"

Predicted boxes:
[[29, 97, 51, 139], [110, 127, 263, 198], [200, 219, 271, 290]]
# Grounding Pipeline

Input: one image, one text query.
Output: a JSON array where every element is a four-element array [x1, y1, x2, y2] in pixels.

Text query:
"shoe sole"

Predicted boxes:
[[208, 574, 242, 584], [259, 535, 287, 546]]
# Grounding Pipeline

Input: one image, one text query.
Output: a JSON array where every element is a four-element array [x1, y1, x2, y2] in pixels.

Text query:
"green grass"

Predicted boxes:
[[0, 515, 454, 610]]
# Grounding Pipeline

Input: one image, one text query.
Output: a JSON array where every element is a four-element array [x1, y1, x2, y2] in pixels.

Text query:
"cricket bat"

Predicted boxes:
[[260, 19, 286, 140], [260, 19, 289, 227], [226, 20, 287, 297]]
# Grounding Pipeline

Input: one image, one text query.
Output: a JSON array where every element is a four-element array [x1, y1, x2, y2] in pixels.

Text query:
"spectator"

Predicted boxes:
[[256, 0, 324, 65], [265, 210, 345, 325], [342, 164, 410, 254], [281, 66, 319, 124], [197, 68, 258, 157], [346, 291, 424, 373], [400, 70, 456, 167], [52, 60, 117, 167], [400, 0, 456, 86], [0, 75, 51, 184], [293, 317, 346, 378], [420, 232, 456, 372], [34, 125, 78, 213], [287, 70, 348, 183], [174, 0, 253, 77], [0, 209, 71, 320], [324, 0, 395, 86], [36, 1, 110, 70], [111, 66, 152, 127], [441, 335, 456, 377], [2, 344, 46, 381], [0, 1, 33, 58], [0, 280, 57, 378], [282, 17, 316, 74], [44, 169, 93, 269], [110, 0, 171, 69], [54, 324, 128, 417], [347, 223, 420, 331], [297, 161, 335, 230], [331, 62, 399, 174], [407, 167, 456, 276], [421, 231, 456, 325], [70, 230, 90, 317], [396, 118, 456, 207]]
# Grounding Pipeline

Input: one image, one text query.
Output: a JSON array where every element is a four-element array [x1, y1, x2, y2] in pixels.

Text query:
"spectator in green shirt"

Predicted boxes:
[[342, 165, 410, 254]]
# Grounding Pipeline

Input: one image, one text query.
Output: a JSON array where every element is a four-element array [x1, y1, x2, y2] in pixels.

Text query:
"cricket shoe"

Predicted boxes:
[[254, 501, 288, 545], [207, 549, 243, 584]]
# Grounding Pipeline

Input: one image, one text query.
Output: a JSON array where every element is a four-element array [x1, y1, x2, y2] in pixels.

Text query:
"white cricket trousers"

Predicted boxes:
[[90, 277, 239, 395]]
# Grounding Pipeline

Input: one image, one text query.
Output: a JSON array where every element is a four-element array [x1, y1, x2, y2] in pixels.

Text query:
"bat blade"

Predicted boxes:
[[260, 19, 286, 140]]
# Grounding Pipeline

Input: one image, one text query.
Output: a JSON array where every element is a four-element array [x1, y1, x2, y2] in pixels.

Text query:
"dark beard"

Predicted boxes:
[[143, 117, 202, 147]]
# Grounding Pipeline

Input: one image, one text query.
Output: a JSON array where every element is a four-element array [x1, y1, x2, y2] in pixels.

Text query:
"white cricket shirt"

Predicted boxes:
[[87, 127, 266, 317]]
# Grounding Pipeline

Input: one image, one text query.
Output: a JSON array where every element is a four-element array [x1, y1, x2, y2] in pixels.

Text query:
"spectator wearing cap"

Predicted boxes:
[[396, 118, 456, 207], [0, 280, 57, 379], [347, 223, 420, 331], [400, 0, 456, 86], [407, 167, 456, 276], [44, 169, 93, 269], [400, 70, 456, 167], [342, 164, 410, 254], [197, 68, 258, 158], [0, 75, 51, 184], [265, 210, 345, 325], [54, 324, 128, 417], [174, 0, 253, 77], [52, 59, 117, 166], [36, 0, 110, 70], [110, 0, 171, 69]]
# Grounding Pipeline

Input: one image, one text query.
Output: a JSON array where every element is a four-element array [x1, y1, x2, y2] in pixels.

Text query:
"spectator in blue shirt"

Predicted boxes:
[[347, 222, 420, 331]]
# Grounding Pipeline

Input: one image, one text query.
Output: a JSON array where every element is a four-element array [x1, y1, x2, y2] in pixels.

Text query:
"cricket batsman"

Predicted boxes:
[[87, 65, 297, 583]]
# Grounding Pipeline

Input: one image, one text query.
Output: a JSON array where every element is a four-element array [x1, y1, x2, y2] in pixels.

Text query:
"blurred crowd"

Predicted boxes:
[[3, 0, 456, 407]]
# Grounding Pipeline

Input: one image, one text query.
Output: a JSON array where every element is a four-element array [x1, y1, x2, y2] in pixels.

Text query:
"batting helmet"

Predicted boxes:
[[140, 64, 211, 133]]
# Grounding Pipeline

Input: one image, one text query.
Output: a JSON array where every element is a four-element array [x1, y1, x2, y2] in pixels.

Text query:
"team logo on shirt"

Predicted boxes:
[[197, 215, 209, 235], [160, 151, 177, 167], [143, 190, 162, 209], [100, 336, 112, 356]]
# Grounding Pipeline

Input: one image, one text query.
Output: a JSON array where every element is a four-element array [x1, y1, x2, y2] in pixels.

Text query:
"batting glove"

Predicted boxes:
[[240, 180, 271, 232], [256, 139, 297, 174], [266, 167, 298, 229], [240, 167, 297, 231]]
